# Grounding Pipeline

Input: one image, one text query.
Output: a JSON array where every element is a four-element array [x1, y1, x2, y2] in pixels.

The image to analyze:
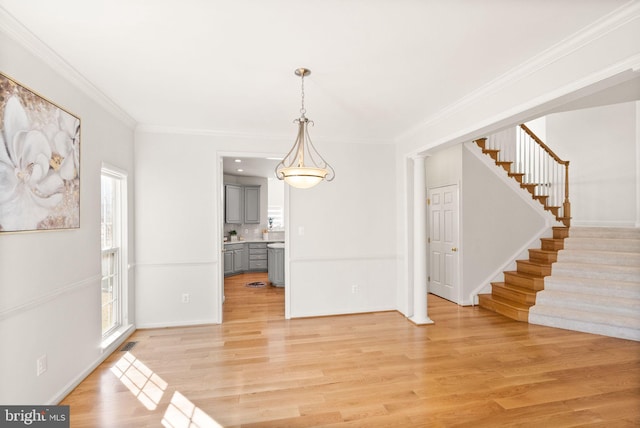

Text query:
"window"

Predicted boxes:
[[267, 178, 285, 229], [101, 165, 128, 339]]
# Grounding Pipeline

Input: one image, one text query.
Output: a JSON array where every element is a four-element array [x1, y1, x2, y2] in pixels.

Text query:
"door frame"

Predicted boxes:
[[427, 183, 462, 305], [216, 151, 291, 323]]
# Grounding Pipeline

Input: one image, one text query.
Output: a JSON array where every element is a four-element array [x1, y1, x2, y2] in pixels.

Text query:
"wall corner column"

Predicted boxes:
[[409, 154, 434, 325]]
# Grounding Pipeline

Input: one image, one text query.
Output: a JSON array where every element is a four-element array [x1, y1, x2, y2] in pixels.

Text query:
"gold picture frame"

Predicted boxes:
[[0, 72, 80, 232]]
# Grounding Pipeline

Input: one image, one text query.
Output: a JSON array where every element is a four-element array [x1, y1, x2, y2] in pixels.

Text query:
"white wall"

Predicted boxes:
[[0, 31, 135, 404], [134, 133, 219, 327], [426, 144, 462, 189], [546, 102, 638, 227], [288, 142, 397, 317], [462, 144, 550, 303], [135, 131, 397, 325]]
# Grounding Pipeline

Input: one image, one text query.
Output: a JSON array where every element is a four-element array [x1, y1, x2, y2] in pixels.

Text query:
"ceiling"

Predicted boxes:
[[0, 0, 631, 148], [222, 156, 281, 178]]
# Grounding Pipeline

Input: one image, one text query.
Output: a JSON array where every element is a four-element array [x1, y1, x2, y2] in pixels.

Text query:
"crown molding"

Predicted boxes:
[[0, 7, 137, 129], [397, 0, 640, 143]]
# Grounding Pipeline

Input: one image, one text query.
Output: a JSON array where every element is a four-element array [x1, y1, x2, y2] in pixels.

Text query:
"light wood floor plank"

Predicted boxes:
[[61, 273, 640, 427]]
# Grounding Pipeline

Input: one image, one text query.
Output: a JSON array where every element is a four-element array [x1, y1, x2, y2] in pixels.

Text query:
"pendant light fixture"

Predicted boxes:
[[275, 68, 335, 189]]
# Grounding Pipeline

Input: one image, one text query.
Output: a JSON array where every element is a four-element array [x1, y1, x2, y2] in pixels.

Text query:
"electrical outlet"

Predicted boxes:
[[352, 284, 359, 294], [182, 293, 190, 303], [36, 354, 47, 376]]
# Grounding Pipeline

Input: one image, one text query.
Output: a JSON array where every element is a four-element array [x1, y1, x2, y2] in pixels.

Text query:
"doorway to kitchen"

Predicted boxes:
[[219, 154, 289, 323]]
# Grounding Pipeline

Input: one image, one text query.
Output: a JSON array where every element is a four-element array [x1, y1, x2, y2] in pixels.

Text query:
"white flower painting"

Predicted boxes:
[[0, 73, 80, 232]]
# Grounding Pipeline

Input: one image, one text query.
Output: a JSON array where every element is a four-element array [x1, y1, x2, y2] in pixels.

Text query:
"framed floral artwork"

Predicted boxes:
[[0, 72, 80, 232]]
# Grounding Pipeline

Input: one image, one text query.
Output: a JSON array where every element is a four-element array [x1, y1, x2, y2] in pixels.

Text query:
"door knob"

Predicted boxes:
[[451, 247, 458, 252]]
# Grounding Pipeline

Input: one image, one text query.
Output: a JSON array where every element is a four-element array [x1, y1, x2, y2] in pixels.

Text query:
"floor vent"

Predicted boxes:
[[120, 341, 137, 352]]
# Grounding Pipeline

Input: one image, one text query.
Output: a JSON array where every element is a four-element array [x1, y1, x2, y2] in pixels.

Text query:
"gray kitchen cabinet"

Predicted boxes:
[[233, 246, 247, 272], [225, 184, 260, 224], [243, 185, 260, 224], [248, 243, 268, 272], [224, 243, 247, 276], [223, 250, 234, 276], [224, 184, 243, 224], [268, 245, 285, 286]]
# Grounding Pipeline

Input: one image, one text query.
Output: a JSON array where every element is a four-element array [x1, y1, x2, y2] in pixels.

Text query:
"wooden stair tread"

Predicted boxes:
[[540, 238, 565, 251], [505, 270, 544, 279], [529, 248, 558, 263], [478, 294, 530, 322], [553, 227, 569, 238], [508, 172, 525, 183], [474, 138, 487, 149], [491, 282, 538, 305], [496, 161, 512, 172], [516, 259, 552, 276], [517, 259, 551, 267], [492, 282, 537, 296], [504, 270, 545, 291]]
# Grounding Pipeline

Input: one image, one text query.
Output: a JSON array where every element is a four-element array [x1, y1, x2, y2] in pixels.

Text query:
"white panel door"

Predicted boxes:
[[428, 185, 459, 303]]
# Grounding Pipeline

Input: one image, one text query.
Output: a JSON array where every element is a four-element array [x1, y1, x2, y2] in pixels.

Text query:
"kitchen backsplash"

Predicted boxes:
[[224, 224, 284, 241]]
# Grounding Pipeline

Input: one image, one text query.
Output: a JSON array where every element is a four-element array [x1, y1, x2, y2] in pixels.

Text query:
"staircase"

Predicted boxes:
[[529, 227, 640, 341], [478, 226, 568, 322], [473, 129, 571, 322]]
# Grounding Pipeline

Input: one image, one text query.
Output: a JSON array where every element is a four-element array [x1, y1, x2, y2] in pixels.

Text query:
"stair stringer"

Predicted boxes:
[[465, 141, 562, 305]]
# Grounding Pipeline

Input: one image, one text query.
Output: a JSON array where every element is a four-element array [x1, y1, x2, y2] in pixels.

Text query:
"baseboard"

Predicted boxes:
[[49, 324, 136, 405], [135, 318, 219, 329]]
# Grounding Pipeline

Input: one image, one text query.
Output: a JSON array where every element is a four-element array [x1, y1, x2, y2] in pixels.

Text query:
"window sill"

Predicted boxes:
[[101, 324, 135, 354]]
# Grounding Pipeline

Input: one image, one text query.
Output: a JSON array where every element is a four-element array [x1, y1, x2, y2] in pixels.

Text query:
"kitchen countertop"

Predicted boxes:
[[224, 239, 284, 245]]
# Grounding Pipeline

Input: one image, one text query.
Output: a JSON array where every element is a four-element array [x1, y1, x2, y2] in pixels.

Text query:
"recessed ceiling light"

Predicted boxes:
[[237, 169, 244, 172], [234, 159, 242, 163]]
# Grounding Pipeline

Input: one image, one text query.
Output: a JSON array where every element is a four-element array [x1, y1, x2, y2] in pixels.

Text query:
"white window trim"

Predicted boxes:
[[100, 162, 131, 350]]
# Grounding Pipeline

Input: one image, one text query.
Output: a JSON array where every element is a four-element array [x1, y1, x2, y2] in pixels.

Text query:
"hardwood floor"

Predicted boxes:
[[61, 273, 640, 427]]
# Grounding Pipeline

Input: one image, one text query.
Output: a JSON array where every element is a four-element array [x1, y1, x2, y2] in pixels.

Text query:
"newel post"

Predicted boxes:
[[410, 155, 434, 325], [563, 161, 571, 227]]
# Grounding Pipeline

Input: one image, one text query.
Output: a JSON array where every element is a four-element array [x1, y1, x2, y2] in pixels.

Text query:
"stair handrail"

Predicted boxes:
[[519, 124, 571, 226], [519, 124, 568, 166], [478, 125, 571, 226]]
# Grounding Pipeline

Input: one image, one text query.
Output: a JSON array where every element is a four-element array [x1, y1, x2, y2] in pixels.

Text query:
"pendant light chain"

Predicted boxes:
[[300, 72, 306, 118]]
